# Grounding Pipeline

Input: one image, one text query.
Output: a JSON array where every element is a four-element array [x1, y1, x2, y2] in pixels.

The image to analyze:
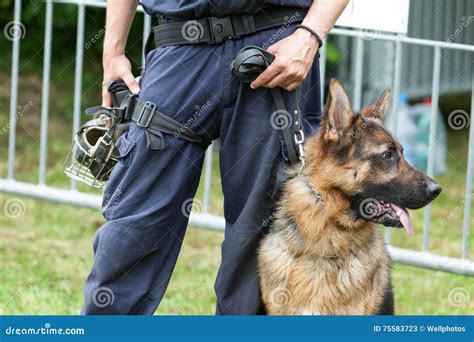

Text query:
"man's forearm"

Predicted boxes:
[[103, 0, 140, 58], [302, 0, 349, 40]]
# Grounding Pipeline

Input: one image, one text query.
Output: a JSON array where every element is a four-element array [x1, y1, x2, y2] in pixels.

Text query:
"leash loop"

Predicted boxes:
[[231, 46, 305, 166]]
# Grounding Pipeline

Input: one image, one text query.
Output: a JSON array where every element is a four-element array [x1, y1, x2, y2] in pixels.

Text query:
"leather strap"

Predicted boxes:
[[86, 80, 209, 151], [131, 99, 208, 150]]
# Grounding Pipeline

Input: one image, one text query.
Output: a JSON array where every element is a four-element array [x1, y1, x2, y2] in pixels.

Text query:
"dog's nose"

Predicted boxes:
[[424, 181, 442, 199]]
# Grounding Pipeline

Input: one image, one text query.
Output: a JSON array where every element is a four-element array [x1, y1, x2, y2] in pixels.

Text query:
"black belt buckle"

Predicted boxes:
[[208, 16, 236, 44], [136, 101, 156, 128]]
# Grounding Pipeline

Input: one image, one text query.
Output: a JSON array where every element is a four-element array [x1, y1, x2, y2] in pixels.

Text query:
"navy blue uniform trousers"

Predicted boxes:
[[82, 24, 322, 315]]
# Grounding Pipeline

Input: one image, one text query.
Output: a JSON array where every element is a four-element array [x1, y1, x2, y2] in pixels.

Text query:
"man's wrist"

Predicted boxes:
[[295, 27, 318, 45], [296, 25, 323, 48], [103, 50, 125, 64], [103, 38, 127, 57], [103, 46, 125, 56]]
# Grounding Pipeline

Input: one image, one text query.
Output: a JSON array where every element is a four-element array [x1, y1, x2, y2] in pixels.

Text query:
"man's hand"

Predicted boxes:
[[101, 0, 140, 107], [250, 28, 319, 91], [250, 0, 349, 91], [102, 54, 140, 107]]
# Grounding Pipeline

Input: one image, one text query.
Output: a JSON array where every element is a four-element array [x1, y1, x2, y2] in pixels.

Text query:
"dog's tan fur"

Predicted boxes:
[[258, 155, 391, 315]]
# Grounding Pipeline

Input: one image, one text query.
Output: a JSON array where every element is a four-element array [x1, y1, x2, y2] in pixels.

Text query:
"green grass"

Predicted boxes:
[[0, 73, 473, 314], [0, 198, 222, 315]]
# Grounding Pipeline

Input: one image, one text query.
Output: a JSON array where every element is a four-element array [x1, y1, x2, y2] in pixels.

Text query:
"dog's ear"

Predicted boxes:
[[361, 88, 391, 124], [324, 79, 353, 142]]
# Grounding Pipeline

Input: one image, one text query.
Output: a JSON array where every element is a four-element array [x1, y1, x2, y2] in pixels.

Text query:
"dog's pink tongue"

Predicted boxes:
[[390, 203, 413, 236]]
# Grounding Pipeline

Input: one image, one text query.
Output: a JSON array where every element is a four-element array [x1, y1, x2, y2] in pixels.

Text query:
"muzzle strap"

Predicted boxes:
[[85, 80, 210, 151]]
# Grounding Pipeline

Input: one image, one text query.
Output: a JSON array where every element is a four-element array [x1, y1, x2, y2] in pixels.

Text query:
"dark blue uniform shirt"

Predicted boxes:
[[141, 0, 312, 19]]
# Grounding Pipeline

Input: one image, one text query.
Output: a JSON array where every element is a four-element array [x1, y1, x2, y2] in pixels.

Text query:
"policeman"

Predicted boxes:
[[82, 0, 349, 315]]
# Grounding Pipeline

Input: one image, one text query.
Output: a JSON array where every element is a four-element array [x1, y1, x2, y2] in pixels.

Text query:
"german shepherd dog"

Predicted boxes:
[[258, 79, 442, 315]]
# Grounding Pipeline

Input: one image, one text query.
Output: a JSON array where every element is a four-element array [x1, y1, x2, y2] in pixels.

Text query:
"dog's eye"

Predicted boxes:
[[382, 151, 393, 160]]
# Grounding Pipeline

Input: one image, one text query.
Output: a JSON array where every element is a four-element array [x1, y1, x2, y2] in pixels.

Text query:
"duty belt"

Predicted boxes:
[[149, 6, 307, 49]]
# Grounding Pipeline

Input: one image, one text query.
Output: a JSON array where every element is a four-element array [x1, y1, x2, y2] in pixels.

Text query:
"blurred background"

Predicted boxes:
[[0, 0, 473, 314]]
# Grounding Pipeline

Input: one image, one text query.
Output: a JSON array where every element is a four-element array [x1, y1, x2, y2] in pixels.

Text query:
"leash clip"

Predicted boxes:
[[295, 129, 305, 174], [294, 129, 305, 145]]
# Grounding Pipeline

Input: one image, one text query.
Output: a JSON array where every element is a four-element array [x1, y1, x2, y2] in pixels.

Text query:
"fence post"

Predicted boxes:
[[422, 46, 441, 252], [142, 13, 151, 67], [39, 0, 54, 185], [203, 144, 213, 214], [353, 36, 364, 112], [70, 4, 86, 190], [7, 0, 23, 180], [319, 38, 327, 102]]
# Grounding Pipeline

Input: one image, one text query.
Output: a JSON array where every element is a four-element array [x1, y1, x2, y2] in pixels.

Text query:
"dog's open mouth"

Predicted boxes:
[[362, 199, 413, 236]]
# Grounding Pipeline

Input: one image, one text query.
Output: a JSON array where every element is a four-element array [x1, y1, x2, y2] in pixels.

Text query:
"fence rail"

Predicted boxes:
[[2, 0, 474, 276]]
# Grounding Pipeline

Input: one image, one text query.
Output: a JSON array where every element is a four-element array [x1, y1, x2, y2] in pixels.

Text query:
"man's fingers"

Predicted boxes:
[[101, 71, 139, 107], [122, 73, 140, 93], [282, 80, 301, 91], [281, 68, 308, 90], [101, 90, 112, 107], [263, 73, 290, 89], [100, 115, 112, 128], [250, 63, 282, 89]]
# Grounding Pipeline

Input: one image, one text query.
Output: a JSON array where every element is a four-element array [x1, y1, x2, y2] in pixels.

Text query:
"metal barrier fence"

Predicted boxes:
[[2, 0, 474, 276]]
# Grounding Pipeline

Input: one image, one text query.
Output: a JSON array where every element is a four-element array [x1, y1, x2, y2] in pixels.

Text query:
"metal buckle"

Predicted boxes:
[[136, 101, 156, 128], [208, 16, 236, 44]]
